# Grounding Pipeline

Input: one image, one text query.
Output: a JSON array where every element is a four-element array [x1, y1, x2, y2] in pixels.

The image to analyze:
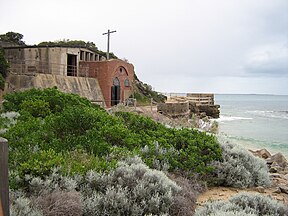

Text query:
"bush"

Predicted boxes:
[[81, 156, 181, 216], [10, 196, 42, 216], [195, 192, 288, 216], [116, 111, 222, 173], [0, 73, 5, 90], [168, 174, 206, 216], [35, 191, 82, 216], [0, 111, 20, 132], [19, 99, 51, 118], [10, 157, 189, 216], [3, 87, 93, 113], [210, 142, 271, 188], [230, 192, 288, 216]]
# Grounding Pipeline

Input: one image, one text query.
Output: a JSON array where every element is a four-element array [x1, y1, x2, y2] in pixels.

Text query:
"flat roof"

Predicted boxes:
[[3, 45, 105, 56]]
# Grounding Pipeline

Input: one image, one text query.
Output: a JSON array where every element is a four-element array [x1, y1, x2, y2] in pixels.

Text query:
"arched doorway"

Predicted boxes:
[[111, 77, 120, 106]]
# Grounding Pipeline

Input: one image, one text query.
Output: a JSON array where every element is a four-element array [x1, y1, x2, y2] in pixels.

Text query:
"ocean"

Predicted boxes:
[[214, 94, 288, 158]]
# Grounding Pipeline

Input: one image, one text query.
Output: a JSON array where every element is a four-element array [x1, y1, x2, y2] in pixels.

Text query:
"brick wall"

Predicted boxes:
[[80, 59, 134, 107]]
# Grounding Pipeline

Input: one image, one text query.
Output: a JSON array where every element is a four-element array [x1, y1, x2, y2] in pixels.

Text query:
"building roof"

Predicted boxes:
[[2, 44, 106, 57]]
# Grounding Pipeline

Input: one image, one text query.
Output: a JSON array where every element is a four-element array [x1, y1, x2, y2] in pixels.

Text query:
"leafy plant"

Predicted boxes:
[[0, 47, 9, 78]]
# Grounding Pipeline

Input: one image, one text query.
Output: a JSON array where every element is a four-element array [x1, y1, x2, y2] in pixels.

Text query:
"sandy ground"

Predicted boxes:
[[197, 186, 288, 207]]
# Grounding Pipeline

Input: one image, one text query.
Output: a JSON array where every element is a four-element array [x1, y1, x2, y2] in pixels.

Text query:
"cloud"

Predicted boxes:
[[244, 42, 288, 76]]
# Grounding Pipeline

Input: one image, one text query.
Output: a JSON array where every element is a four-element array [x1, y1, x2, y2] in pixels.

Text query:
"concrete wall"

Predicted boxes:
[[80, 59, 134, 107], [4, 47, 101, 76], [4, 74, 104, 103], [157, 102, 190, 118]]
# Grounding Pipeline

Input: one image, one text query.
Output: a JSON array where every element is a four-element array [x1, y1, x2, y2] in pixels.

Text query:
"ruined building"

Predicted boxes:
[[3, 45, 134, 107]]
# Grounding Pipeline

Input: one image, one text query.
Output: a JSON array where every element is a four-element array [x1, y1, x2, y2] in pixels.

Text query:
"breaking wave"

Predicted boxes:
[[215, 116, 253, 122], [246, 110, 288, 120]]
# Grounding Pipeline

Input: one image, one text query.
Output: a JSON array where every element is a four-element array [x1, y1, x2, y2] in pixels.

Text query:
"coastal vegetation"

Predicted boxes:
[[132, 74, 167, 105], [0, 47, 9, 89], [195, 192, 288, 216], [0, 88, 285, 215]]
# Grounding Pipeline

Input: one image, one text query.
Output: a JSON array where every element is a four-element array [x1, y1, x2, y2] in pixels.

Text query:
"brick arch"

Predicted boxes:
[[113, 65, 129, 77]]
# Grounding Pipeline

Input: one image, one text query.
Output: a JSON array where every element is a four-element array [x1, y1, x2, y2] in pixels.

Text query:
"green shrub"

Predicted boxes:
[[61, 148, 117, 175], [0, 111, 20, 131], [3, 87, 93, 113], [4, 88, 223, 194], [20, 149, 63, 177], [116, 111, 222, 173], [19, 99, 51, 118], [210, 142, 271, 188], [195, 192, 288, 216], [0, 73, 5, 90]]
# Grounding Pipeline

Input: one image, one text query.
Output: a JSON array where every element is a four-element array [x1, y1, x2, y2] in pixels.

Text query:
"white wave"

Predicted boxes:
[[214, 115, 253, 122], [247, 110, 288, 120]]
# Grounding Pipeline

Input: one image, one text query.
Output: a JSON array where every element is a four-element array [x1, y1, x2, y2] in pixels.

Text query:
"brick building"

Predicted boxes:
[[80, 59, 134, 107], [3, 46, 134, 107]]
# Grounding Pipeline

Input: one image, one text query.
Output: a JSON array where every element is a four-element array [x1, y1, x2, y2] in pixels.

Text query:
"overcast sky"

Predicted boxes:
[[1, 0, 288, 94]]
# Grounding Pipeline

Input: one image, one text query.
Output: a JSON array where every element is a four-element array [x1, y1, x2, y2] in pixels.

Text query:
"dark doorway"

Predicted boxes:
[[111, 77, 120, 106], [67, 54, 77, 76]]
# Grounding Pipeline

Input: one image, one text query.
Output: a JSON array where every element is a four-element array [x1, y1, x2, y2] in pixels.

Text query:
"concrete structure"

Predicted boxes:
[[164, 93, 220, 118], [4, 46, 102, 77], [157, 101, 190, 118], [4, 73, 105, 104], [3, 46, 135, 107]]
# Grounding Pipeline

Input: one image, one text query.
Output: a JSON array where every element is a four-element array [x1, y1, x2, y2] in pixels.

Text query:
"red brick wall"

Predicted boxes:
[[80, 59, 134, 107]]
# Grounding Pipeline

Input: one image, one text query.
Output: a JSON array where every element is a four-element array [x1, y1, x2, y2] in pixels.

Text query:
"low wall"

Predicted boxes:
[[4, 73, 104, 103], [157, 101, 190, 118]]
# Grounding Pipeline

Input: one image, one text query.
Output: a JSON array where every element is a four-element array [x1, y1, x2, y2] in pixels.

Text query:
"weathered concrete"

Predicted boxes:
[[4, 46, 101, 76], [168, 94, 220, 118], [157, 101, 190, 118], [4, 73, 104, 103]]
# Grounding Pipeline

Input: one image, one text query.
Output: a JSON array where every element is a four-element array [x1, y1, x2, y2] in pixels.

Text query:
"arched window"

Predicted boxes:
[[124, 78, 130, 87], [113, 77, 120, 86]]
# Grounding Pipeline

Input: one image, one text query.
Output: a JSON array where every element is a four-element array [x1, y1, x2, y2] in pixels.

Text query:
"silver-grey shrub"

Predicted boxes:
[[81, 156, 181, 216], [230, 192, 288, 216], [195, 192, 288, 216], [211, 141, 271, 188], [10, 196, 43, 216]]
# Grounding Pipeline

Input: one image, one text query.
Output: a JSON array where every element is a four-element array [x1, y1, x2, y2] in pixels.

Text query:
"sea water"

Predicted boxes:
[[215, 94, 288, 158]]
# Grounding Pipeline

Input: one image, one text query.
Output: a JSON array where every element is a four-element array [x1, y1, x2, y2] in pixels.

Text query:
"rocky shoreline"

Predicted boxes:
[[197, 148, 288, 207], [250, 149, 288, 197]]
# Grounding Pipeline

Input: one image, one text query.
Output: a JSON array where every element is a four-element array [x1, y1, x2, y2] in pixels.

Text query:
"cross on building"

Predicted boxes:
[[102, 29, 116, 60]]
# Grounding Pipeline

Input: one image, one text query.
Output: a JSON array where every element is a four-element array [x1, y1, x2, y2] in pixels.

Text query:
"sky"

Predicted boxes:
[[1, 0, 288, 95]]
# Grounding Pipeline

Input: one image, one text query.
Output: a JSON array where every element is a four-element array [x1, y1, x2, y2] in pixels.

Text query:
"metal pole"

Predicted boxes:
[[102, 29, 116, 60], [0, 138, 9, 216], [107, 30, 110, 60]]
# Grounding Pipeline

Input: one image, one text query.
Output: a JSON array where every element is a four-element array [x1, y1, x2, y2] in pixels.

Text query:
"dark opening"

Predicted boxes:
[[111, 77, 120, 106], [67, 54, 77, 76]]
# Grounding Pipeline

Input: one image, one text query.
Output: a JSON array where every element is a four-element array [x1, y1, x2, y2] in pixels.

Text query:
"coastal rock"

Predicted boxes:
[[273, 187, 281, 194], [253, 149, 271, 159], [256, 186, 265, 193], [270, 162, 282, 173], [279, 185, 288, 194], [266, 153, 288, 170]]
